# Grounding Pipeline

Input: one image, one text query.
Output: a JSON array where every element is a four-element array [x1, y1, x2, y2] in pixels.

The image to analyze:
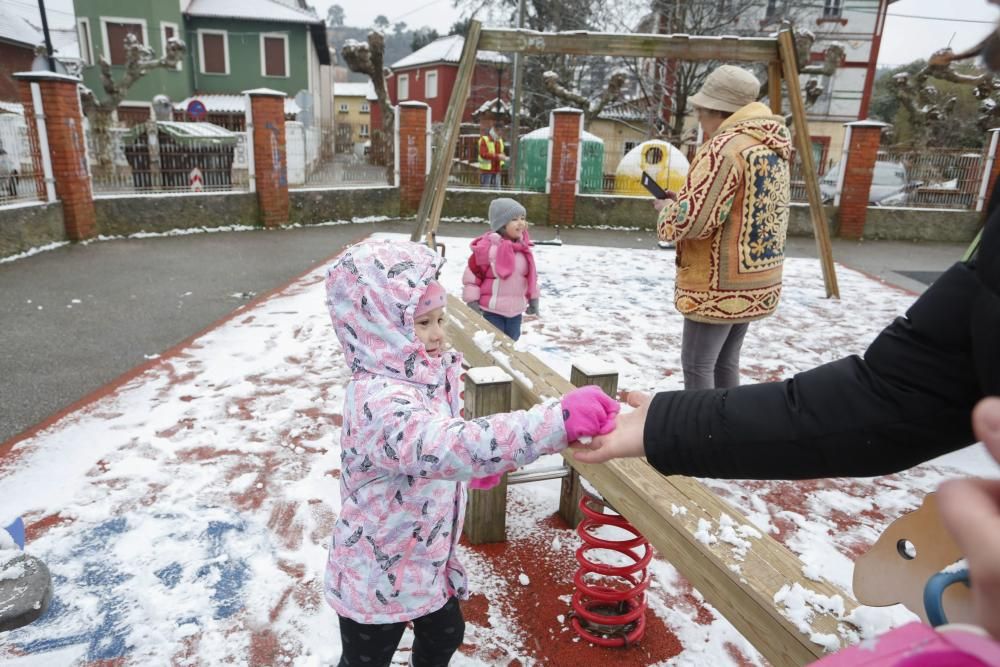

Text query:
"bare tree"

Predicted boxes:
[[542, 68, 629, 128], [888, 48, 1000, 148], [342, 32, 394, 180], [78, 32, 186, 176]]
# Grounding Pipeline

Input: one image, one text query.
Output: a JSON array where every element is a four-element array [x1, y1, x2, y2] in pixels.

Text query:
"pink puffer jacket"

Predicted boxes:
[[462, 231, 539, 318], [324, 239, 567, 624]]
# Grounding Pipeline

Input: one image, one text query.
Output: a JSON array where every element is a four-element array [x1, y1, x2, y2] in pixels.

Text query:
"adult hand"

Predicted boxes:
[[652, 198, 670, 212], [561, 386, 620, 442], [466, 300, 482, 314], [526, 298, 539, 316], [937, 396, 1000, 640], [569, 390, 651, 464]]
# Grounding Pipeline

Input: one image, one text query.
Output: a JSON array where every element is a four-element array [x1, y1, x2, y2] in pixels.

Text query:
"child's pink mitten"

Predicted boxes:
[[561, 386, 620, 442], [469, 474, 503, 490]]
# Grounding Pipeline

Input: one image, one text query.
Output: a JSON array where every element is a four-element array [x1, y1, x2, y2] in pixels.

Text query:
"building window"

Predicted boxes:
[[198, 30, 229, 75], [425, 70, 438, 99], [260, 33, 288, 78], [161, 22, 181, 69], [101, 18, 147, 66], [623, 141, 637, 156], [398, 74, 409, 100], [339, 103, 349, 113], [823, 0, 843, 17], [360, 102, 370, 113], [360, 124, 370, 137], [77, 18, 93, 66]]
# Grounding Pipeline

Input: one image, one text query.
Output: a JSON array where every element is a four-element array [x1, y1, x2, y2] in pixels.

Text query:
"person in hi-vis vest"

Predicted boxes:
[[478, 123, 505, 188]]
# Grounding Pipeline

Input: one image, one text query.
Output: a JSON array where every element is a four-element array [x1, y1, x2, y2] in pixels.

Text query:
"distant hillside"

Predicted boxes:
[[328, 25, 430, 83]]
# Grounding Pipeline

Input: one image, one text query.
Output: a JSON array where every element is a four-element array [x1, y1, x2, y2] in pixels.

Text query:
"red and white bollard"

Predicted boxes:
[[570, 494, 651, 647]]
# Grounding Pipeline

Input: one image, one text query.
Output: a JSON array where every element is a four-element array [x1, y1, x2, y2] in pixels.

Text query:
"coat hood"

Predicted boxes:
[[325, 240, 457, 386], [717, 101, 792, 161]]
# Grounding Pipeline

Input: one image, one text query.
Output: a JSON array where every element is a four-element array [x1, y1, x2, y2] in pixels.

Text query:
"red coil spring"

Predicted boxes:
[[570, 494, 652, 647]]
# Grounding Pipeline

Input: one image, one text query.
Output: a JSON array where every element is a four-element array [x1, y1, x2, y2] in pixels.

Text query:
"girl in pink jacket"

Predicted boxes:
[[462, 197, 539, 341], [324, 239, 618, 666]]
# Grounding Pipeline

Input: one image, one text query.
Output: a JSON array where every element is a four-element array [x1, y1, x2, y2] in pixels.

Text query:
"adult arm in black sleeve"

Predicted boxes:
[[643, 261, 988, 480]]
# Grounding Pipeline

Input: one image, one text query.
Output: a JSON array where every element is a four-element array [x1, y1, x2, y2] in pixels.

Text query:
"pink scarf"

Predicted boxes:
[[473, 230, 537, 287]]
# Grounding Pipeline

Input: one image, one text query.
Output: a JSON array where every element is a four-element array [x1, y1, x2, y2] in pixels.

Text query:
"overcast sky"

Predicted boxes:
[[315, 0, 997, 66]]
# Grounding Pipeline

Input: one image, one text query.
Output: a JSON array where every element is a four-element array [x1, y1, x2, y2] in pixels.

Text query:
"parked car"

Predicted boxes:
[[819, 160, 917, 206]]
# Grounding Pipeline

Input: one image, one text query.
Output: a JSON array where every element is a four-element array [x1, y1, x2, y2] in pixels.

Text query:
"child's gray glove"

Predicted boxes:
[[466, 300, 482, 314], [526, 298, 539, 316]]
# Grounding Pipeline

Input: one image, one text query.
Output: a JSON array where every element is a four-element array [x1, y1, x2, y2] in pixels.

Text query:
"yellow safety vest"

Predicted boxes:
[[478, 136, 505, 172]]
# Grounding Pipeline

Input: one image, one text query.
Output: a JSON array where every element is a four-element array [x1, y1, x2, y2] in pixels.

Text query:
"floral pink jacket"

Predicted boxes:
[[324, 239, 567, 624], [462, 231, 540, 317]]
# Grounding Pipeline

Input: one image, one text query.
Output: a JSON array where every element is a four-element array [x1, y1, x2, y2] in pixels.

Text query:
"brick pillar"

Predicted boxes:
[[978, 128, 1000, 212], [547, 108, 584, 227], [395, 102, 429, 216], [16, 71, 95, 240], [837, 120, 889, 240], [245, 88, 289, 228]]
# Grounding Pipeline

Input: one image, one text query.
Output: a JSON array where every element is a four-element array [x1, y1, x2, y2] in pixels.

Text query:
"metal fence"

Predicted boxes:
[[0, 111, 45, 206], [87, 123, 250, 195], [875, 148, 982, 210], [285, 121, 391, 188]]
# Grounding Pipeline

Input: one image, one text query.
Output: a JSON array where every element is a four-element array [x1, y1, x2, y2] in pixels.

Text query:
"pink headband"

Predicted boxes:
[[414, 280, 447, 317]]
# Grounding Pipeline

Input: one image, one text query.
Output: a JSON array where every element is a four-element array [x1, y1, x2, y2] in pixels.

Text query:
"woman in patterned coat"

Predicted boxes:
[[655, 65, 792, 390]]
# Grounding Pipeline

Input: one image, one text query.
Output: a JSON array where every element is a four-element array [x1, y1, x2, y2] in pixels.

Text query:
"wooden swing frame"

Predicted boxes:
[[410, 21, 840, 297]]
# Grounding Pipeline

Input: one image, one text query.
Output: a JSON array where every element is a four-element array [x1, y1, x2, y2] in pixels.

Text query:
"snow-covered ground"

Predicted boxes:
[[1, 232, 995, 666]]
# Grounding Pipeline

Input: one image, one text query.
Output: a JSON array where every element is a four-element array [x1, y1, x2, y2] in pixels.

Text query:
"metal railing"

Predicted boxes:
[[875, 148, 982, 210], [286, 123, 392, 188], [87, 124, 250, 195], [0, 112, 45, 206]]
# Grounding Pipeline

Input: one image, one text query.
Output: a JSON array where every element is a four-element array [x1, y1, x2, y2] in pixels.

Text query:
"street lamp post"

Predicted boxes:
[[37, 0, 56, 72]]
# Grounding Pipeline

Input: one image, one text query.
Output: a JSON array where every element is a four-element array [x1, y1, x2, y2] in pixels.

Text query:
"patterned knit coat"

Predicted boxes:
[[323, 240, 567, 624], [657, 101, 792, 323]]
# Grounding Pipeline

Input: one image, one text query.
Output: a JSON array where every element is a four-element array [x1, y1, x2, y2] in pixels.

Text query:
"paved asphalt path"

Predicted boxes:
[[0, 218, 968, 443]]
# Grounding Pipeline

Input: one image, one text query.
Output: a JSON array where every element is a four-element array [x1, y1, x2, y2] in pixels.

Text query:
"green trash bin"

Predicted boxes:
[[515, 127, 605, 193]]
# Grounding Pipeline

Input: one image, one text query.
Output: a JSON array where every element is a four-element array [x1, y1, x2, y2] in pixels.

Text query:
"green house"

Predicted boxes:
[[71, 0, 331, 126]]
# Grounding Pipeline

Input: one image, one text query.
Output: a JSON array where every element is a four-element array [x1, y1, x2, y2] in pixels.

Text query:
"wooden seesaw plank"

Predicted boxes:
[[447, 295, 859, 666]]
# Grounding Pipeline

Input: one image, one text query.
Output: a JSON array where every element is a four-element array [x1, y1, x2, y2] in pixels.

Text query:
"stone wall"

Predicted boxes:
[[93, 192, 259, 236], [0, 203, 65, 257], [0, 189, 985, 261], [289, 187, 399, 225], [858, 207, 982, 242]]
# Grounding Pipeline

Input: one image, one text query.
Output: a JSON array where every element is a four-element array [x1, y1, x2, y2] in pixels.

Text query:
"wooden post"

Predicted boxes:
[[777, 29, 840, 299], [445, 294, 860, 665], [462, 366, 513, 544], [560, 360, 619, 528], [410, 21, 483, 245], [768, 61, 782, 115]]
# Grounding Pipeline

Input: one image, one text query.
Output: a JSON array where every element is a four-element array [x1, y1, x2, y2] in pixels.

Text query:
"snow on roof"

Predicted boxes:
[[185, 0, 321, 24], [0, 4, 79, 60], [173, 94, 300, 115], [0, 101, 24, 115], [0, 13, 42, 47], [334, 82, 374, 98], [598, 99, 648, 122], [521, 126, 604, 144], [390, 34, 508, 71], [4, 0, 75, 32]]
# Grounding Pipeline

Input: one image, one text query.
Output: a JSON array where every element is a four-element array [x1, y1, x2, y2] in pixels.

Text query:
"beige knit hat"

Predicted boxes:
[[689, 65, 760, 113]]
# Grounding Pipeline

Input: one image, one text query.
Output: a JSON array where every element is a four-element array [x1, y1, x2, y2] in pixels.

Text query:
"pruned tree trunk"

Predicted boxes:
[[542, 69, 628, 129], [79, 33, 186, 179], [342, 31, 395, 183]]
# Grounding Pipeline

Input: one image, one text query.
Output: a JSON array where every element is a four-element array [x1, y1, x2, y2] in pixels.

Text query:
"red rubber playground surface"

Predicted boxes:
[[1, 233, 995, 666]]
